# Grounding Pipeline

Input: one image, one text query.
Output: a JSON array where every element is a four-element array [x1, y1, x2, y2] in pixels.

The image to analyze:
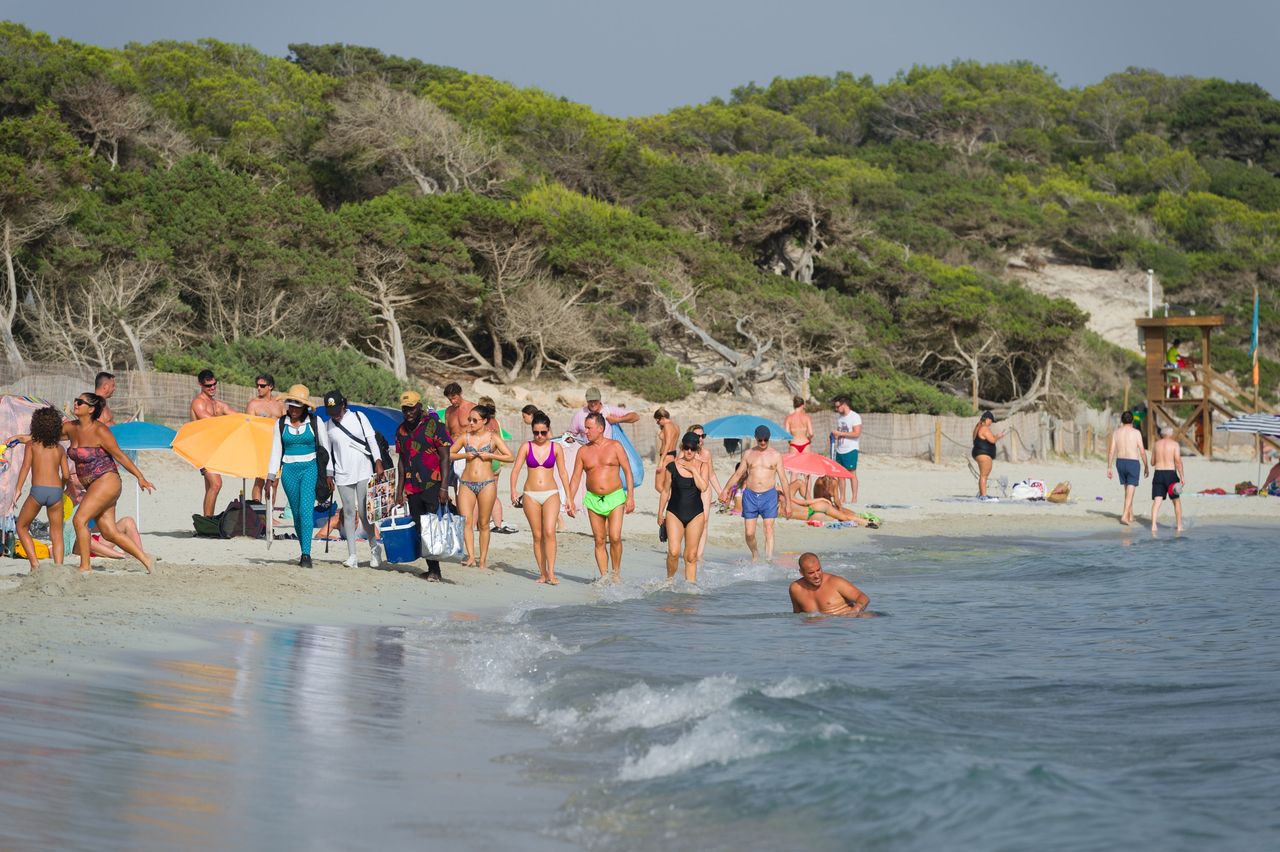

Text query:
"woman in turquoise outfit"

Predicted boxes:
[[266, 384, 332, 568]]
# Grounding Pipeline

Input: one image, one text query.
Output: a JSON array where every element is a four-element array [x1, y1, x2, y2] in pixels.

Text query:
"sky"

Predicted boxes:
[[6, 0, 1278, 116]]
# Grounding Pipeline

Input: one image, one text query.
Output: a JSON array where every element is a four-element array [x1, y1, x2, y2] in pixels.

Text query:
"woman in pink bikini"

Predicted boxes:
[[15, 392, 156, 573], [509, 410, 570, 584]]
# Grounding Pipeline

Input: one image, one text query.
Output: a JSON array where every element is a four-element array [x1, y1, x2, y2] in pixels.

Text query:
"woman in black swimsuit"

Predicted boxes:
[[658, 432, 710, 585], [971, 410, 1004, 501]]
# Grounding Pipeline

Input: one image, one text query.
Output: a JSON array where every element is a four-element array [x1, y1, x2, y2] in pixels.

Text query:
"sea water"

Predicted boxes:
[[1, 526, 1278, 850]]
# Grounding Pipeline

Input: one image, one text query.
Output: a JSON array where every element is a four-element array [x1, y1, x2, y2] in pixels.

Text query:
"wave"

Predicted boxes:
[[617, 710, 850, 782]]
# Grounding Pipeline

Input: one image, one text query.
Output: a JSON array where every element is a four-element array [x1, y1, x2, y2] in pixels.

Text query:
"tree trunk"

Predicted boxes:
[[1, 219, 26, 370], [386, 312, 408, 381]]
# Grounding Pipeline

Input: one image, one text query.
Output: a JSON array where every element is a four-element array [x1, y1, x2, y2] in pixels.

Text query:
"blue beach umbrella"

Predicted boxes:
[[316, 404, 402, 445], [111, 421, 177, 451], [110, 421, 177, 529], [701, 414, 792, 441]]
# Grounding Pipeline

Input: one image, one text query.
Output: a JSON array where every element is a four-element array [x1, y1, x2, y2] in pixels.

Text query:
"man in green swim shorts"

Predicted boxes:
[[567, 412, 635, 582]]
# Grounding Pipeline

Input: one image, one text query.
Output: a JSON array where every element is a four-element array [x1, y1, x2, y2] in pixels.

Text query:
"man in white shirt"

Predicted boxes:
[[831, 395, 862, 505], [323, 390, 385, 568], [569, 387, 639, 441]]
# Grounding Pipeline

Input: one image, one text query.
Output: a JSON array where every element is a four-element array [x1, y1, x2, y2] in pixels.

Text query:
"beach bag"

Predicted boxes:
[[15, 538, 51, 559], [220, 499, 266, 539], [421, 505, 465, 557], [1010, 479, 1046, 500], [193, 512, 228, 538], [365, 476, 397, 523], [332, 412, 393, 470], [1046, 481, 1071, 504]]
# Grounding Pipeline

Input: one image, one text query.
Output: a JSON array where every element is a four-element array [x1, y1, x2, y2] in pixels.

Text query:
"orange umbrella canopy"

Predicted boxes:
[[783, 452, 854, 480], [173, 414, 277, 479]]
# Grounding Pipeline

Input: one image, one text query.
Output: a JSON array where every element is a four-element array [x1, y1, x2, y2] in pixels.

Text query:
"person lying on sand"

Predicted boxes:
[[789, 552, 870, 616], [784, 480, 880, 528]]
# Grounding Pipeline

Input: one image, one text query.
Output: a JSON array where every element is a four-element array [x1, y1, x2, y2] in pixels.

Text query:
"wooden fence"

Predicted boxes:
[[3, 363, 1256, 460]]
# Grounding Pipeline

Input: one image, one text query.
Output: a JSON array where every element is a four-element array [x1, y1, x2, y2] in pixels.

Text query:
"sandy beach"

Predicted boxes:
[[1, 444, 1274, 683]]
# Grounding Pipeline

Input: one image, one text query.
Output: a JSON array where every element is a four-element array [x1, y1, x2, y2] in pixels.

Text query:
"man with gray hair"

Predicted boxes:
[[1149, 426, 1185, 533]]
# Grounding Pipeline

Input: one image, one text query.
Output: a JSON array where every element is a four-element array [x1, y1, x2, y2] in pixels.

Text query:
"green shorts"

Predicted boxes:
[[584, 488, 627, 516]]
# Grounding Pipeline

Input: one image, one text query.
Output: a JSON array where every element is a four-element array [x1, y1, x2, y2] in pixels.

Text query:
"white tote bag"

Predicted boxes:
[[421, 505, 465, 558]]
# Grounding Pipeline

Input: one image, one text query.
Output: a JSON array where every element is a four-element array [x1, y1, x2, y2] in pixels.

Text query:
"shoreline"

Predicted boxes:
[[1, 449, 1274, 684]]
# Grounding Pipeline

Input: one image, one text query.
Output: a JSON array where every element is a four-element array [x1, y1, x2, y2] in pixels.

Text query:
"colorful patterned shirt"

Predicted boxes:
[[396, 412, 451, 495]]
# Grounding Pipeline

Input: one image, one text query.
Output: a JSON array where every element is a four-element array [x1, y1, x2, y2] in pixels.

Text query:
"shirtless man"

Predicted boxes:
[[246, 373, 286, 501], [719, 425, 790, 561], [190, 368, 234, 516], [789, 552, 870, 615], [1106, 410, 1149, 525], [95, 372, 117, 427], [566, 412, 635, 582], [1149, 426, 1186, 533], [783, 396, 813, 456]]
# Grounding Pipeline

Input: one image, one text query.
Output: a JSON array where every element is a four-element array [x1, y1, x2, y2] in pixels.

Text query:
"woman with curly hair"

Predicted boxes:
[[12, 393, 156, 572], [7, 407, 72, 572]]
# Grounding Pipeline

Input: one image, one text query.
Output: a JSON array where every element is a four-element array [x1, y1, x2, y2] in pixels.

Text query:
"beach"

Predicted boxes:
[[0, 446, 1273, 680]]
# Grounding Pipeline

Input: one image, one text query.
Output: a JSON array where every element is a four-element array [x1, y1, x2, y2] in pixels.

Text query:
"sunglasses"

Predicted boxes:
[[532, 429, 549, 436], [73, 399, 90, 407], [202, 381, 218, 389], [256, 383, 270, 389]]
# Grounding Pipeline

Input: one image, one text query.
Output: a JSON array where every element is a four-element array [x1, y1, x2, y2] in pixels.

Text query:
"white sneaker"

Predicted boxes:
[[343, 555, 359, 569], [369, 543, 382, 569], [979, 495, 999, 503]]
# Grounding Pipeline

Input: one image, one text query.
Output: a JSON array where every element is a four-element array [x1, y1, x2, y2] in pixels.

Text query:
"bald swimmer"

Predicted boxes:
[[789, 552, 870, 616]]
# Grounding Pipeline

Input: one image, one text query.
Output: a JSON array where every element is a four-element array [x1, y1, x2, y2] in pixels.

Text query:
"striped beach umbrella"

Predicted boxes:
[[1215, 413, 1280, 437]]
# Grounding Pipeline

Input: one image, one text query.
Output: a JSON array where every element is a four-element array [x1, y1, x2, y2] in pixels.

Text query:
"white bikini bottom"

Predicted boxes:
[[523, 489, 560, 505]]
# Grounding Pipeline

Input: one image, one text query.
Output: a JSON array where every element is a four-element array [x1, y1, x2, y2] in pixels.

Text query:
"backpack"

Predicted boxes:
[[193, 512, 227, 538], [220, 499, 266, 539], [279, 414, 332, 503]]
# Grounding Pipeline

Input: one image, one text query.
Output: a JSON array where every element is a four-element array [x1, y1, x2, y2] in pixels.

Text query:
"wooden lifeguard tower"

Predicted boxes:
[[1135, 315, 1243, 457]]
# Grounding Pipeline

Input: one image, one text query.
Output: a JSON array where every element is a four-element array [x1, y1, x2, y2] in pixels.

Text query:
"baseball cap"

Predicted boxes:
[[400, 390, 422, 407], [584, 387, 602, 402], [323, 390, 346, 412], [754, 425, 771, 441]]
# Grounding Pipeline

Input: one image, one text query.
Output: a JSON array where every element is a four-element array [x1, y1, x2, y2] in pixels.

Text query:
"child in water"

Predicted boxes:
[[9, 407, 72, 572]]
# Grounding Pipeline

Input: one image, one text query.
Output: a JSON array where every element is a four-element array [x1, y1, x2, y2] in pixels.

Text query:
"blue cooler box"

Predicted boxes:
[[378, 514, 420, 563]]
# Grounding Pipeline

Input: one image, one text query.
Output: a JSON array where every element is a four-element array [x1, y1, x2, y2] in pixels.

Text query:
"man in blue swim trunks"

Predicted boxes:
[[720, 425, 789, 561], [1106, 410, 1148, 526], [831, 396, 862, 504]]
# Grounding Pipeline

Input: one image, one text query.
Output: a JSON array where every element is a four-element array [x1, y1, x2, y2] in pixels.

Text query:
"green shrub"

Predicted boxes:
[[154, 338, 407, 406], [1213, 345, 1280, 403], [606, 356, 695, 403], [811, 370, 972, 415]]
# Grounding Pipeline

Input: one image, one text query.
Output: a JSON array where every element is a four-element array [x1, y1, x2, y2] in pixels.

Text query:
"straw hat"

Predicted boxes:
[[283, 384, 312, 409]]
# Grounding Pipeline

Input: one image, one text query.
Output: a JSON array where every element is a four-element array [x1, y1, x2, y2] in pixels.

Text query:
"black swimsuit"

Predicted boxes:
[[665, 461, 704, 527], [972, 434, 996, 459]]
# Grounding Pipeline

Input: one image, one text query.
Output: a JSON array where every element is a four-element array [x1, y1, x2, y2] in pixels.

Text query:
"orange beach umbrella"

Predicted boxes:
[[173, 414, 277, 479]]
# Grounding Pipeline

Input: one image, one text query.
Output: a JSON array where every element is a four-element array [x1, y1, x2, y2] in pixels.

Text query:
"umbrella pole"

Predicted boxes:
[[241, 479, 247, 537], [135, 481, 141, 532]]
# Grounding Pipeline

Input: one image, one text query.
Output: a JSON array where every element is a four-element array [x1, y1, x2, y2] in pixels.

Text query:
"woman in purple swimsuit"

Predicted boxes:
[[61, 393, 156, 573], [509, 411, 570, 585]]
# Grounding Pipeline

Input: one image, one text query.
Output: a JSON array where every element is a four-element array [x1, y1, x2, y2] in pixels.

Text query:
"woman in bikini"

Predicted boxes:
[[509, 410, 570, 584], [658, 432, 710, 585], [8, 406, 72, 572], [450, 404, 513, 569], [784, 478, 880, 528], [17, 393, 156, 572]]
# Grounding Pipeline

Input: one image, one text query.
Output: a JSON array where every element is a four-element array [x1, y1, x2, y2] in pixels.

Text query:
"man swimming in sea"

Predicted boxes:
[[567, 411, 635, 582], [789, 552, 870, 616]]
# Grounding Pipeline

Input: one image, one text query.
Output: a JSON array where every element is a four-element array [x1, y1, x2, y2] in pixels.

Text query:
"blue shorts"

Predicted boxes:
[[1115, 459, 1140, 487], [741, 488, 779, 520], [836, 449, 859, 471]]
